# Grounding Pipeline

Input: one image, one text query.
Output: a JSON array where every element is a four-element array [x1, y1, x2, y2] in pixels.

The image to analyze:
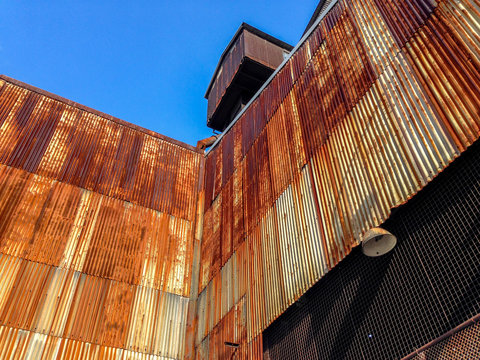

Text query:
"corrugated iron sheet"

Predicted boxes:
[[199, 0, 480, 354], [0, 78, 204, 359], [0, 163, 195, 297], [0, 253, 189, 358], [195, 298, 263, 360], [1, 0, 480, 357], [243, 30, 289, 73], [0, 77, 202, 221], [0, 324, 185, 359]]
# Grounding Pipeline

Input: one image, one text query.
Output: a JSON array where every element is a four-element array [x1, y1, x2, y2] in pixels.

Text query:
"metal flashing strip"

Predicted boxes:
[[206, 0, 339, 155]]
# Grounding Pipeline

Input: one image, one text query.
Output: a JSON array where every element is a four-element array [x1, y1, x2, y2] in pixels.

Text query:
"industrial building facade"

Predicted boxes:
[[0, 0, 479, 358]]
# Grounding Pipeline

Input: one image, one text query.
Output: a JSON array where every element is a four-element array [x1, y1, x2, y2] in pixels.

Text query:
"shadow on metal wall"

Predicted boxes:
[[263, 140, 480, 360]]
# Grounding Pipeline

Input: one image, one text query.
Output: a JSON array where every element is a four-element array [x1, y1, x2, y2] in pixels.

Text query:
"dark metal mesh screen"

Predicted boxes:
[[263, 140, 480, 360], [409, 321, 480, 360]]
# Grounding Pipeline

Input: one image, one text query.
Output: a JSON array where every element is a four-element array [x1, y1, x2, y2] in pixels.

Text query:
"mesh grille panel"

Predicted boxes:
[[263, 140, 480, 359], [409, 321, 480, 360]]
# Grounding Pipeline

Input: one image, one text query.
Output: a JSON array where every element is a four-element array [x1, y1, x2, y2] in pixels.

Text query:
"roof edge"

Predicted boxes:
[[204, 23, 293, 99], [0, 75, 201, 153], [241, 23, 294, 52], [303, 0, 328, 36]]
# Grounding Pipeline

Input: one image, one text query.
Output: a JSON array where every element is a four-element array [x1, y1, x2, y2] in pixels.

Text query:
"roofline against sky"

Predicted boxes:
[[206, 0, 339, 155], [0, 74, 201, 153], [204, 22, 294, 99]]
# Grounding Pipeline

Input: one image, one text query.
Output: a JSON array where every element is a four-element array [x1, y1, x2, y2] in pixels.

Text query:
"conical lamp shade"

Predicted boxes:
[[361, 228, 397, 257]]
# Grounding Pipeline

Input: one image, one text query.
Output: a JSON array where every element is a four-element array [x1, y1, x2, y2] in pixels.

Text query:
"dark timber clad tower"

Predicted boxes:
[[0, 0, 480, 358], [205, 23, 293, 132]]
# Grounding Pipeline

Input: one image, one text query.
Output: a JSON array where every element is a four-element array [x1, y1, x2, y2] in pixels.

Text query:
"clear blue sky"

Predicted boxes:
[[0, 1, 319, 146]]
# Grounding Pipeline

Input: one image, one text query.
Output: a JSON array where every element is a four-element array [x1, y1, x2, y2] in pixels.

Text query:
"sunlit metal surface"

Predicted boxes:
[[0, 76, 202, 220], [1, 0, 480, 357], [0, 324, 183, 359], [0, 78, 203, 359], [198, 0, 480, 356], [205, 25, 292, 129]]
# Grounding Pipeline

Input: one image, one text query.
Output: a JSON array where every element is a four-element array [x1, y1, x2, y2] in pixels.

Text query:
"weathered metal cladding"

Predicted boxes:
[[196, 301, 263, 360], [243, 30, 289, 72], [197, 242, 249, 344], [0, 164, 194, 296], [198, 166, 327, 344], [0, 78, 202, 222], [206, 28, 291, 123], [199, 0, 480, 354], [0, 326, 182, 360], [0, 253, 189, 358], [0, 78, 204, 359], [207, 32, 246, 120], [196, 297, 247, 359], [0, 165, 197, 358]]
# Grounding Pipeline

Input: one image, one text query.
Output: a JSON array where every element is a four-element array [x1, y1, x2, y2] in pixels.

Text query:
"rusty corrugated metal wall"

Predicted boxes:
[[0, 76, 204, 359], [197, 0, 480, 357], [1, 0, 480, 357]]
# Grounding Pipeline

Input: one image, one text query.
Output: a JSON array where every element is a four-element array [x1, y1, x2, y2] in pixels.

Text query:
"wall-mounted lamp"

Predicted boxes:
[[361, 227, 397, 257]]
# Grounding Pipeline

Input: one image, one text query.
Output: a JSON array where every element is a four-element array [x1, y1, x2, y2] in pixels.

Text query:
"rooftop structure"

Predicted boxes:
[[205, 23, 293, 132]]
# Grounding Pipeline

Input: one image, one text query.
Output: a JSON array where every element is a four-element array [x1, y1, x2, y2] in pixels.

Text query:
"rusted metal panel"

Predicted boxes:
[[203, 148, 216, 209], [0, 76, 198, 152], [1, 0, 479, 357], [198, 333, 262, 360], [0, 164, 196, 297], [206, 32, 246, 121], [0, 77, 203, 359], [196, 242, 248, 345], [197, 165, 328, 345], [232, 169, 245, 251], [199, 0, 480, 355], [243, 30, 287, 70], [0, 253, 189, 358], [213, 142, 223, 201], [185, 157, 207, 359], [196, 297, 247, 360], [0, 324, 180, 359], [221, 178, 234, 266], [370, 0, 435, 49], [206, 26, 293, 127], [0, 78, 202, 222]]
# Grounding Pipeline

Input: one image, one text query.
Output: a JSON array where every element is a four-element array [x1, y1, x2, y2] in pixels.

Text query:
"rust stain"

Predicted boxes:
[[0, 78, 202, 221]]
